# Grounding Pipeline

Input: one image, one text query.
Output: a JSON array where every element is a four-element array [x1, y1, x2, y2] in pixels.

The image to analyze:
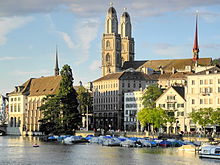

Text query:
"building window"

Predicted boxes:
[[218, 87, 220, 93], [200, 80, 203, 85], [11, 98, 13, 102], [200, 99, 203, 104], [218, 79, 220, 84], [209, 98, 213, 104], [192, 80, 195, 85], [209, 79, 213, 84], [218, 98, 220, 104], [204, 79, 208, 85], [167, 96, 175, 100], [192, 99, 195, 104], [18, 104, 21, 112]]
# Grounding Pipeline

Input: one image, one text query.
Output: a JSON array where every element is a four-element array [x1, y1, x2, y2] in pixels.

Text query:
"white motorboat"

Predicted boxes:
[[199, 145, 220, 159]]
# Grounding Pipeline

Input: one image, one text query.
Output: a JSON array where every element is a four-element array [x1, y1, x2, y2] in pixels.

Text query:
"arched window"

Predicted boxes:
[[106, 40, 110, 49], [10, 117, 13, 127], [106, 54, 111, 64], [14, 117, 17, 127]]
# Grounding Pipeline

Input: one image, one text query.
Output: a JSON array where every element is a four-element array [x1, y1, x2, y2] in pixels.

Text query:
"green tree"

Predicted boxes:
[[77, 85, 93, 115], [211, 58, 220, 65], [137, 107, 167, 131], [142, 84, 162, 108], [39, 64, 81, 135], [58, 64, 81, 134], [39, 95, 61, 135], [164, 111, 176, 134], [190, 107, 214, 131], [211, 108, 220, 125]]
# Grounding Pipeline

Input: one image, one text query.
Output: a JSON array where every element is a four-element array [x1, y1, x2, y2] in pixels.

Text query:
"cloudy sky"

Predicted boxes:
[[0, 0, 220, 94]]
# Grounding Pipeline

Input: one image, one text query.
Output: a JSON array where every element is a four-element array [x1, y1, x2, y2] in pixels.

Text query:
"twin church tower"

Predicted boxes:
[[102, 6, 135, 76]]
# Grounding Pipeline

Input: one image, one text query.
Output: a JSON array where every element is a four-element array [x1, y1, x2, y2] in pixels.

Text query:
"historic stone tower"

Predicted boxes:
[[102, 6, 122, 76], [120, 10, 135, 64]]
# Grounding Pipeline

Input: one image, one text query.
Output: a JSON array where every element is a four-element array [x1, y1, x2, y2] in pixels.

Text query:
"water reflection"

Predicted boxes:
[[0, 136, 220, 165]]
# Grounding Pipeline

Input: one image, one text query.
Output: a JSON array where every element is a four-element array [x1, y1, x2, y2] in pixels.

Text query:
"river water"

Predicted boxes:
[[0, 136, 220, 165]]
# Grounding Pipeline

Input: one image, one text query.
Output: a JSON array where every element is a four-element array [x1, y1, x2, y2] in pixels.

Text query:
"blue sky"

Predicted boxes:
[[0, 0, 220, 94]]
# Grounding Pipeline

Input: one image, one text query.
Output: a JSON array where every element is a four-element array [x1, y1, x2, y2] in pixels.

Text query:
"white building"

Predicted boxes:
[[124, 90, 144, 131], [186, 66, 220, 132], [156, 86, 186, 133]]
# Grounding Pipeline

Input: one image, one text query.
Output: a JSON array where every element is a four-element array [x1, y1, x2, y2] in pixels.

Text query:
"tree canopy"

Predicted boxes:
[[137, 107, 167, 129], [39, 64, 81, 135], [190, 107, 220, 129], [142, 84, 163, 109], [76, 85, 93, 115]]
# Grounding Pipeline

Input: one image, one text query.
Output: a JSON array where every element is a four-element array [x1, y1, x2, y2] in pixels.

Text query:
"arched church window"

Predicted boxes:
[[107, 19, 110, 33], [106, 40, 110, 49], [106, 54, 111, 65]]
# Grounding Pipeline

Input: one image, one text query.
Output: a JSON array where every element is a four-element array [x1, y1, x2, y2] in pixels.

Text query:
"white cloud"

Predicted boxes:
[[0, 16, 33, 45], [89, 60, 101, 71], [0, 56, 28, 61], [57, 31, 75, 49], [74, 18, 101, 64]]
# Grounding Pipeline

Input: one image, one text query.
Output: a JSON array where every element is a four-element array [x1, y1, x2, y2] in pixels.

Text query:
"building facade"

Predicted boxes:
[[124, 90, 144, 131], [156, 86, 186, 133], [93, 69, 157, 130], [0, 95, 8, 125], [7, 76, 62, 135], [186, 66, 220, 131]]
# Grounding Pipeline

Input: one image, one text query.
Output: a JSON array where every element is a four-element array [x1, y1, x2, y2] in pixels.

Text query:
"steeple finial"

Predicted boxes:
[[110, 2, 113, 7], [55, 45, 59, 76], [193, 10, 199, 62]]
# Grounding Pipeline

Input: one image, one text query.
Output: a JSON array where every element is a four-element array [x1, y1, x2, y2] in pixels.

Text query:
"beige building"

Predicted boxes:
[[7, 76, 62, 135], [186, 66, 220, 131], [156, 86, 186, 133], [124, 90, 144, 131], [93, 69, 158, 130]]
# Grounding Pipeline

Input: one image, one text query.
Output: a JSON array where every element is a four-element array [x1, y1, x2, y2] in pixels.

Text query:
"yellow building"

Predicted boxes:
[[93, 69, 158, 130], [7, 76, 62, 135]]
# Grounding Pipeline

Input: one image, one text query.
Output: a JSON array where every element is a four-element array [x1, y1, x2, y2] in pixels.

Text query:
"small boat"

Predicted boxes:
[[199, 145, 220, 159], [33, 144, 39, 147]]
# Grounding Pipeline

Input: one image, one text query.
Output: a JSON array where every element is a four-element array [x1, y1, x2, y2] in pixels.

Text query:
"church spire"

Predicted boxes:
[[193, 11, 199, 62], [55, 45, 59, 76]]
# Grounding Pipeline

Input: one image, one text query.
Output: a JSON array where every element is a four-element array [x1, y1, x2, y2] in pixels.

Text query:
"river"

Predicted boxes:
[[0, 136, 219, 165]]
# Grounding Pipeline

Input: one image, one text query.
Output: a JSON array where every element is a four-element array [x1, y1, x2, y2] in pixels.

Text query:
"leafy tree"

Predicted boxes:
[[211, 58, 220, 66], [39, 64, 81, 135], [164, 111, 176, 134], [39, 95, 61, 135], [58, 64, 81, 134], [142, 84, 162, 108], [190, 107, 214, 131], [211, 108, 220, 125], [137, 107, 167, 131], [77, 85, 93, 115]]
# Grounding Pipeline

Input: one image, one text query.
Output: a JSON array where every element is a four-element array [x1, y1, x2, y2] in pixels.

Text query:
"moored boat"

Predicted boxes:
[[199, 145, 220, 159]]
